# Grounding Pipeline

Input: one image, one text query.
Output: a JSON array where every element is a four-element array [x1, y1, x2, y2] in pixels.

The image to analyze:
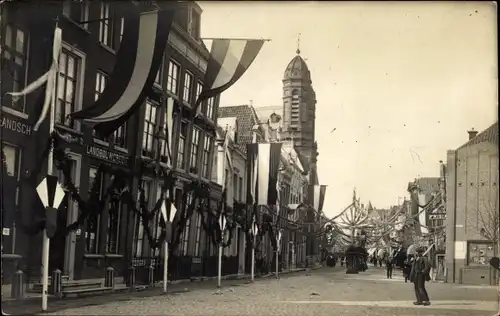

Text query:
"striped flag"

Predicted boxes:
[[194, 39, 265, 117], [308, 185, 327, 212], [6, 26, 62, 131], [246, 143, 282, 206], [70, 4, 174, 137]]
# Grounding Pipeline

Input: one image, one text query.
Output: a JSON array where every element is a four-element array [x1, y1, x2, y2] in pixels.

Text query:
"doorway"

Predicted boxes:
[[48, 154, 81, 278]]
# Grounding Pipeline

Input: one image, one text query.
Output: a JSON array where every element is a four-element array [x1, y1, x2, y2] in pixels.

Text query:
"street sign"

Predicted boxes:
[[36, 175, 66, 238], [429, 214, 446, 220]]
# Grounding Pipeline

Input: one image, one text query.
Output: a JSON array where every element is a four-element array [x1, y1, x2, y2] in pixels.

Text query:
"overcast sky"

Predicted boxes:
[[199, 1, 498, 218]]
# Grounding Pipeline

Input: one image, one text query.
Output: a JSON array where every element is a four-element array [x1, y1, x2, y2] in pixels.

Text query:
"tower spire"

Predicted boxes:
[[296, 32, 301, 55]]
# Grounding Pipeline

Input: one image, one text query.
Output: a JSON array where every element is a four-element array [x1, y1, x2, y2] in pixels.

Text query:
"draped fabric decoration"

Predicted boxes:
[[308, 184, 327, 213], [70, 5, 175, 137], [246, 143, 282, 206], [6, 26, 62, 131], [164, 98, 175, 168], [194, 39, 265, 117]]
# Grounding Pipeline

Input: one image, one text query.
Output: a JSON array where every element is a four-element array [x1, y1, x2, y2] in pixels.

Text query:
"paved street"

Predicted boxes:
[[10, 266, 496, 316]]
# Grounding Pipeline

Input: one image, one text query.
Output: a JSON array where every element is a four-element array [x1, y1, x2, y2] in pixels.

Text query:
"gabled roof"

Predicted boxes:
[[218, 105, 261, 153], [458, 122, 498, 150]]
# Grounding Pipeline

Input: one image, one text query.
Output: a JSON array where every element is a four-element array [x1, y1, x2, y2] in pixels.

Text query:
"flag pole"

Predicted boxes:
[[251, 227, 255, 282], [41, 25, 58, 312], [217, 236, 223, 288]]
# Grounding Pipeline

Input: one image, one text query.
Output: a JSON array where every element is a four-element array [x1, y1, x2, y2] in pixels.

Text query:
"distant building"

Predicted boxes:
[[445, 123, 499, 285]]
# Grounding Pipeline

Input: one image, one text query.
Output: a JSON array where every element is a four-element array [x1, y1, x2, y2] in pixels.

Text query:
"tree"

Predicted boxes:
[[476, 187, 500, 255]]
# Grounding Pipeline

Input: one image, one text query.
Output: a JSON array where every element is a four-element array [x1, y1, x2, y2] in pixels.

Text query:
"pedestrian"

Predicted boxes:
[[409, 247, 431, 306], [305, 256, 312, 275], [379, 258, 382, 267], [403, 259, 412, 283], [340, 256, 344, 267], [373, 257, 378, 267], [386, 257, 393, 279]]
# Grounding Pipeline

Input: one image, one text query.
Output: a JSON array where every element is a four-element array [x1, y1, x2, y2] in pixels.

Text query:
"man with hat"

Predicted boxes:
[[409, 247, 431, 306]]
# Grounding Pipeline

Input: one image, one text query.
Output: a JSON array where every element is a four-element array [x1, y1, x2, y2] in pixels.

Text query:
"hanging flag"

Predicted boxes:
[[308, 185, 327, 212], [194, 38, 266, 117], [6, 26, 62, 131], [246, 143, 282, 206], [70, 5, 175, 137]]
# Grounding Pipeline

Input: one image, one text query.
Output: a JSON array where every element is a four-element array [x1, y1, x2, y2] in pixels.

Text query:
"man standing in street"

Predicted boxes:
[[386, 257, 393, 279], [409, 247, 431, 306]]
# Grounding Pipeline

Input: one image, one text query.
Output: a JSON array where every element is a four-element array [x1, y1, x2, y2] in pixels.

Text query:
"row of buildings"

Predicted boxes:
[[1, 1, 323, 283], [382, 124, 498, 285]]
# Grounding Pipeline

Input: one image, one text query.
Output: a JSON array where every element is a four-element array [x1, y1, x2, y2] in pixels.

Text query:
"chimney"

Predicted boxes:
[[467, 128, 478, 140]]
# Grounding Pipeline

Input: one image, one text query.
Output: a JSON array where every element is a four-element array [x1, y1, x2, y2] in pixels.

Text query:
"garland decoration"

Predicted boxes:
[[169, 177, 211, 251]]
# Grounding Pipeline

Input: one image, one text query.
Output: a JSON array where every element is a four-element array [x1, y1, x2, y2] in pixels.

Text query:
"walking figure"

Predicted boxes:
[[409, 248, 431, 306], [386, 257, 393, 279]]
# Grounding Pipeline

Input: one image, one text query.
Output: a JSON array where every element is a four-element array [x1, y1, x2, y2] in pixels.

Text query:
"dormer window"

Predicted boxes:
[[188, 8, 201, 40]]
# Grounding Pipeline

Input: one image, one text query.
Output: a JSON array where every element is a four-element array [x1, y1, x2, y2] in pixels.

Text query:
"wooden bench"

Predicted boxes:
[[62, 287, 113, 298]]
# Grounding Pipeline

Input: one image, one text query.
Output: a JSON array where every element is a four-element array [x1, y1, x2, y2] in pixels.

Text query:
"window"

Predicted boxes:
[[190, 128, 201, 172], [1, 143, 21, 254], [194, 212, 202, 256], [98, 2, 114, 49], [55, 50, 80, 129], [93, 71, 108, 141], [233, 174, 238, 200], [113, 123, 127, 149], [86, 167, 103, 253], [188, 9, 201, 40], [182, 72, 193, 104], [160, 111, 169, 164], [196, 81, 203, 106], [180, 193, 193, 256], [134, 180, 152, 257], [166, 60, 180, 95], [142, 100, 158, 158], [177, 121, 188, 170], [106, 189, 122, 254], [119, 17, 124, 44], [239, 177, 243, 201], [206, 97, 214, 120], [468, 241, 495, 266], [1, 24, 28, 112], [201, 135, 212, 178], [63, 0, 90, 29]]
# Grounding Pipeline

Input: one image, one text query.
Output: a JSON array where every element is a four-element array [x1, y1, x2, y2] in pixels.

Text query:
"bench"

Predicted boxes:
[[62, 287, 113, 298]]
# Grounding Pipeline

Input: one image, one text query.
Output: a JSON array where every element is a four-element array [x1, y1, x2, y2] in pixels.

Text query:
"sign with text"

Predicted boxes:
[[429, 214, 446, 220], [0, 115, 32, 136], [85, 144, 129, 166]]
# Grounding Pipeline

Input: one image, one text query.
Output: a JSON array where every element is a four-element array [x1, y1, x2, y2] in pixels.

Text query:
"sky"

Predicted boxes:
[[199, 1, 498, 218]]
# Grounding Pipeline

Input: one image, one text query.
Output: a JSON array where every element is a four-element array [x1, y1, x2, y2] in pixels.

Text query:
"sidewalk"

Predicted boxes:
[[2, 268, 307, 315]]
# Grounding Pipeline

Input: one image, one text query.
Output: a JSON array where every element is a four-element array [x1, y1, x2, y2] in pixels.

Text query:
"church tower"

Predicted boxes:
[[282, 44, 319, 184]]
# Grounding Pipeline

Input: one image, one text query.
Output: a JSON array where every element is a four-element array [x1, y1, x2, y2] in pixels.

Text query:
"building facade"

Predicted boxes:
[[445, 124, 499, 285], [1, 0, 223, 282]]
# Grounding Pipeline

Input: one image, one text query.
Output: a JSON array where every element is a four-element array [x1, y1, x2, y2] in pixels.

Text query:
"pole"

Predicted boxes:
[[251, 238, 255, 282], [41, 57, 56, 312], [217, 243, 222, 288], [163, 241, 168, 293], [275, 248, 279, 279]]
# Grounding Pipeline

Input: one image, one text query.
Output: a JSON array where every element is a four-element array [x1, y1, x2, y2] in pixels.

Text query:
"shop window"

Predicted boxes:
[[468, 241, 495, 266], [1, 143, 21, 254], [86, 167, 103, 254]]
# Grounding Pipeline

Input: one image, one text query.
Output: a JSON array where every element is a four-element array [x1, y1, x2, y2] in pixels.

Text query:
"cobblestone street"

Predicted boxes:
[[11, 266, 496, 316]]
